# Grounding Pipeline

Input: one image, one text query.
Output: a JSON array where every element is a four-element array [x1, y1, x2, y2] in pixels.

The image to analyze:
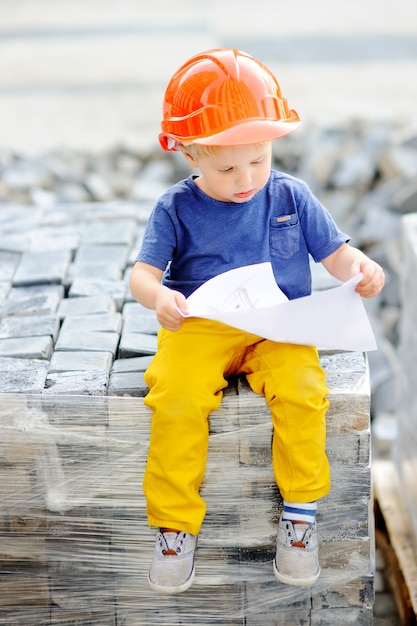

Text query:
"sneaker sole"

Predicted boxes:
[[273, 559, 320, 587], [148, 566, 195, 594]]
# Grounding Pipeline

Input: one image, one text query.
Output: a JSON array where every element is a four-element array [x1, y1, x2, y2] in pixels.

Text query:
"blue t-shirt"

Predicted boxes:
[[136, 171, 349, 300]]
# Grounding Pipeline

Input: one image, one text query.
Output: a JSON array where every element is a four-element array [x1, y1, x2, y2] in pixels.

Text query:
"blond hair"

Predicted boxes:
[[179, 142, 267, 159], [178, 143, 218, 158]]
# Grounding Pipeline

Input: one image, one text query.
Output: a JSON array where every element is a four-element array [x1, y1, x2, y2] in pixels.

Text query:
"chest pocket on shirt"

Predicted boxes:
[[269, 213, 300, 259]]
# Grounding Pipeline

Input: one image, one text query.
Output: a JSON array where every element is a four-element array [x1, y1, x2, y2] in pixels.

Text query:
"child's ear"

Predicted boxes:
[[178, 145, 199, 168]]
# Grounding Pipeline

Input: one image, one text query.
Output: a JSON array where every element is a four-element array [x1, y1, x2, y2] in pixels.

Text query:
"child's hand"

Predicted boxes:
[[352, 259, 385, 298], [320, 244, 385, 298], [155, 286, 190, 331]]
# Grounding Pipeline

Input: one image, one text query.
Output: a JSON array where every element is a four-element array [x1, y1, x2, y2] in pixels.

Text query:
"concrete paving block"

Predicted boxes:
[[128, 229, 146, 263], [105, 394, 150, 425], [312, 575, 373, 609], [320, 351, 368, 390], [50, 608, 116, 625], [0, 335, 53, 359], [319, 538, 372, 574], [0, 428, 41, 464], [60, 312, 122, 334], [0, 609, 53, 623], [59, 202, 139, 223], [310, 607, 373, 625], [0, 250, 20, 281], [122, 314, 160, 335], [327, 464, 371, 504], [84, 171, 114, 201], [326, 430, 370, 467], [246, 612, 310, 626], [0, 232, 32, 253], [55, 328, 120, 356], [209, 392, 240, 436], [326, 394, 370, 432], [122, 301, 156, 318], [108, 371, 147, 396], [48, 350, 113, 373], [0, 207, 41, 229], [118, 331, 157, 358], [28, 229, 81, 253], [122, 300, 160, 335], [318, 499, 370, 540], [66, 261, 123, 283], [0, 314, 60, 341], [110, 355, 153, 373], [74, 244, 129, 268], [68, 277, 129, 310], [0, 284, 64, 316], [38, 204, 86, 227], [44, 370, 109, 395], [393, 177, 417, 213], [238, 422, 273, 467], [0, 281, 10, 305], [81, 219, 137, 246], [0, 463, 40, 508], [48, 573, 116, 611], [0, 575, 50, 608], [176, 582, 246, 624], [0, 205, 36, 225], [1, 535, 47, 567], [37, 394, 111, 428], [121, 280, 136, 304], [57, 295, 116, 319], [0, 356, 48, 392], [12, 249, 72, 286], [245, 575, 310, 620]]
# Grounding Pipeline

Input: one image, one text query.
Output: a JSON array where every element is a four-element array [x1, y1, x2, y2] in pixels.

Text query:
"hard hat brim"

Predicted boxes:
[[159, 118, 301, 151], [194, 119, 302, 145]]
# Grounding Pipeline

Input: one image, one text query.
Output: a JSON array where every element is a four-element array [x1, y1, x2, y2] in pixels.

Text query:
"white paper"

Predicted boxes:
[[181, 262, 377, 352]]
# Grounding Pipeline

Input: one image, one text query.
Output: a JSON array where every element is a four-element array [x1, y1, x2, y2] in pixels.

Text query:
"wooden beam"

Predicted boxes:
[[373, 459, 417, 625]]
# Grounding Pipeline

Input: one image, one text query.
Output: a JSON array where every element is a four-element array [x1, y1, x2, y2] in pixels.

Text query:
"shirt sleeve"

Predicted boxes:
[[296, 181, 350, 262], [135, 203, 176, 271]]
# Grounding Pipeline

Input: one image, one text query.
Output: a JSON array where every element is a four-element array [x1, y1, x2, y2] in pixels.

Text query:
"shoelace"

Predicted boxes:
[[287, 521, 312, 548], [160, 528, 181, 556]]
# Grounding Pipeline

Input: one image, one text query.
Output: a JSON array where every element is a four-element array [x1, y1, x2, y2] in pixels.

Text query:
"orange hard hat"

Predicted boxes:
[[159, 48, 301, 151]]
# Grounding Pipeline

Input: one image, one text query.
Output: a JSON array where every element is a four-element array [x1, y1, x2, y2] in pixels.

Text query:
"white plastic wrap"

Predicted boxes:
[[0, 351, 373, 625]]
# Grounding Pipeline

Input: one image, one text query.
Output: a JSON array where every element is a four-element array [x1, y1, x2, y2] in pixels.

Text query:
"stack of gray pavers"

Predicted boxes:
[[396, 214, 417, 544], [0, 201, 373, 624]]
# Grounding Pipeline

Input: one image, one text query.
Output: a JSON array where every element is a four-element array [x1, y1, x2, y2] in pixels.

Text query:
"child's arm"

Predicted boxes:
[[129, 261, 189, 331], [321, 243, 385, 298]]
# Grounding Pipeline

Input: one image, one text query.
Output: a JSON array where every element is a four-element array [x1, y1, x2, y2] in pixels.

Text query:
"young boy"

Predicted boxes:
[[129, 48, 384, 594]]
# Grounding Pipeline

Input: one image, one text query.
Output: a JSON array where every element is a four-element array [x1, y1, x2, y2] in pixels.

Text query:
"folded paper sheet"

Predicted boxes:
[[182, 263, 377, 352]]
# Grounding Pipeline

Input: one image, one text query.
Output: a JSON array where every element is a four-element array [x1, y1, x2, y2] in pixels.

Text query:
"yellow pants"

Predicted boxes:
[[143, 318, 330, 535]]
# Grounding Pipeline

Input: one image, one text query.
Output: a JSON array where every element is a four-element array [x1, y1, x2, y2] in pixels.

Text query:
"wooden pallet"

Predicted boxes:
[[373, 460, 417, 625]]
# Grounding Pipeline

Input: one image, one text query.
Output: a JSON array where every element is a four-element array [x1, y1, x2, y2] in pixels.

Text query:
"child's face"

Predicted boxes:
[[186, 143, 272, 203]]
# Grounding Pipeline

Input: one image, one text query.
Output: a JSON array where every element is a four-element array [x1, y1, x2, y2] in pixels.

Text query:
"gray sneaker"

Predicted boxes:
[[148, 528, 197, 594], [273, 516, 320, 586]]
